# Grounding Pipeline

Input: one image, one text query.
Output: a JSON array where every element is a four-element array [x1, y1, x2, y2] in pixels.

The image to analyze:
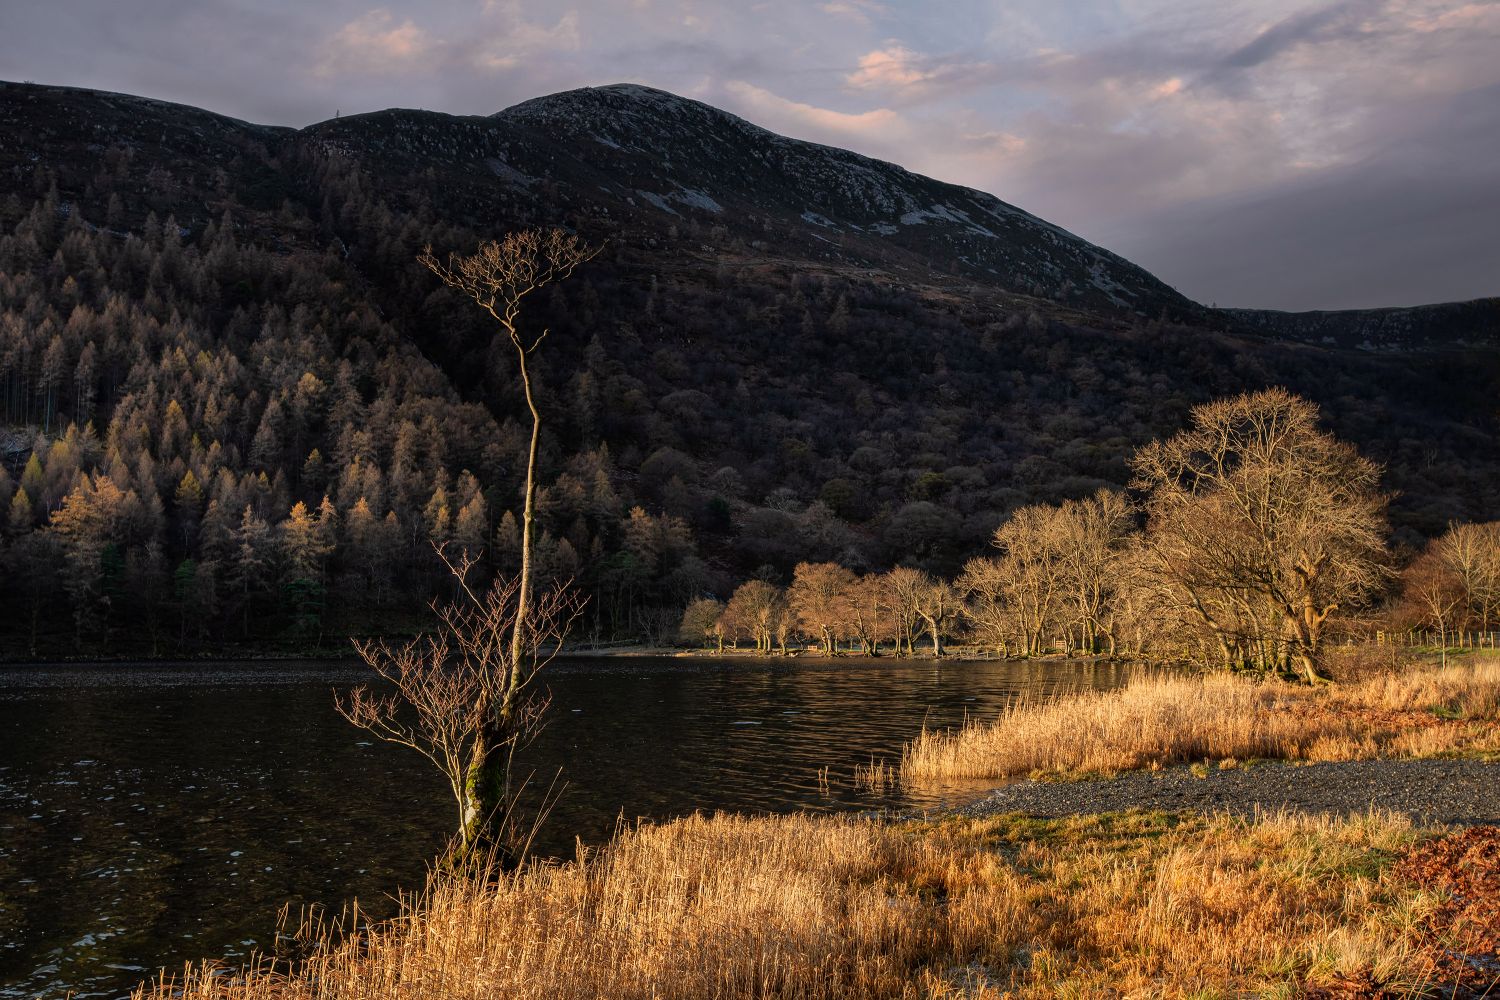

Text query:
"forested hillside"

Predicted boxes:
[[1, 81, 1497, 656]]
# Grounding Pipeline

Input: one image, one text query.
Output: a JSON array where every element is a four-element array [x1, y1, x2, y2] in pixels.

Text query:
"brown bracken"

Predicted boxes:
[[1395, 826, 1500, 997]]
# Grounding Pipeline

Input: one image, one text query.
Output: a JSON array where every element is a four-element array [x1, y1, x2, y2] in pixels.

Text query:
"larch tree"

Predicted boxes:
[[48, 473, 134, 645]]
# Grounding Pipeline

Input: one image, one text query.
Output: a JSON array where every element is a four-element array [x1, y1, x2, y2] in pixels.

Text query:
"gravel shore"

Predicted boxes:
[[961, 758, 1500, 826]]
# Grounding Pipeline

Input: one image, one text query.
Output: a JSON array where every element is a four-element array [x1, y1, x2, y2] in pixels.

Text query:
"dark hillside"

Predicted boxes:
[[0, 80, 1496, 655]]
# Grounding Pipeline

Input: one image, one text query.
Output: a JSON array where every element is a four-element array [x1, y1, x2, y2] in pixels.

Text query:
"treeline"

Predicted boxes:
[[681, 390, 1500, 679]]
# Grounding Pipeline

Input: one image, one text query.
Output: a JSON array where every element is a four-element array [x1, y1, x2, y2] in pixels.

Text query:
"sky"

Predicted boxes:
[[2, 0, 1497, 311]]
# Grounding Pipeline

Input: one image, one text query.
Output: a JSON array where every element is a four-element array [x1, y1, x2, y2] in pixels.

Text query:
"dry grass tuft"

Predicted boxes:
[[903, 655, 1500, 782], [133, 809, 1474, 999]]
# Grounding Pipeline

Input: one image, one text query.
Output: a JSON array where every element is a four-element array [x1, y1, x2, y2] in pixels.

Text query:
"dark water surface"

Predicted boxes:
[[0, 656, 1132, 999]]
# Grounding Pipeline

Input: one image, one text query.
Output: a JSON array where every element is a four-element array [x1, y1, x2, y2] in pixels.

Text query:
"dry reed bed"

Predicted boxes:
[[135, 808, 1466, 999], [902, 656, 1500, 782]]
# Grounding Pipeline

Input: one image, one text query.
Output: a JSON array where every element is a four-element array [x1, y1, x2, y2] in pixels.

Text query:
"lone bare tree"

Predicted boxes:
[[338, 230, 598, 861], [338, 549, 581, 860]]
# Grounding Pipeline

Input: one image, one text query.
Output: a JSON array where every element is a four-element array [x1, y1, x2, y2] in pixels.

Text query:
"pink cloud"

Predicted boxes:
[[724, 80, 900, 137], [845, 44, 931, 89], [317, 10, 431, 76]]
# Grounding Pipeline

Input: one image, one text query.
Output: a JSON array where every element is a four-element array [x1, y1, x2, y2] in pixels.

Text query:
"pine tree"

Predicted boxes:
[[424, 484, 452, 547], [7, 487, 34, 535], [173, 469, 205, 548], [454, 492, 489, 558], [230, 504, 271, 636], [280, 501, 323, 583]]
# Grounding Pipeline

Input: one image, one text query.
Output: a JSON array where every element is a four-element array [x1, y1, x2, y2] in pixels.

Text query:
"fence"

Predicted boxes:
[[1370, 630, 1500, 649]]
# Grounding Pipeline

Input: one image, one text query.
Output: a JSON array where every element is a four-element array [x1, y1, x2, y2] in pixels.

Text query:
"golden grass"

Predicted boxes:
[[902, 654, 1500, 782], [134, 808, 1462, 1000]]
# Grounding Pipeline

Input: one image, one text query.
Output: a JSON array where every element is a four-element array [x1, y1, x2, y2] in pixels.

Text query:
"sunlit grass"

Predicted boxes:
[[903, 654, 1500, 782], [134, 808, 1462, 999]]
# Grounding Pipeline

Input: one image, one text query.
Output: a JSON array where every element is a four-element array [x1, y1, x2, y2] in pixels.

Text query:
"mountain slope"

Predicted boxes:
[[0, 80, 1497, 655], [1225, 298, 1500, 351]]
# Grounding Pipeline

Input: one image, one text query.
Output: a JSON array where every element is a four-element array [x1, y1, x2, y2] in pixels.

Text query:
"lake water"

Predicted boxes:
[[0, 655, 1133, 999]]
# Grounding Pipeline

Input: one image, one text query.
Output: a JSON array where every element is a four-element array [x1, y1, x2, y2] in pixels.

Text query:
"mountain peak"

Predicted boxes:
[[495, 83, 766, 151], [482, 83, 1200, 317]]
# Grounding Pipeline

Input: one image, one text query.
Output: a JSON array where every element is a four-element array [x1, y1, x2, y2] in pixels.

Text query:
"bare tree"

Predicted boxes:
[[958, 557, 1018, 657], [677, 596, 725, 651], [883, 567, 927, 656], [419, 229, 600, 695], [787, 561, 855, 654], [338, 547, 582, 861], [1435, 521, 1500, 632], [990, 504, 1069, 656], [1054, 489, 1133, 654], [1106, 536, 1180, 660], [913, 578, 960, 657], [842, 574, 888, 656], [1133, 389, 1388, 683], [722, 579, 784, 653], [1399, 543, 1466, 661]]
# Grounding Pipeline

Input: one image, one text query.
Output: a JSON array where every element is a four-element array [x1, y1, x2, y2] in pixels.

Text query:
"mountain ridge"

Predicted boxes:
[[4, 78, 1492, 340]]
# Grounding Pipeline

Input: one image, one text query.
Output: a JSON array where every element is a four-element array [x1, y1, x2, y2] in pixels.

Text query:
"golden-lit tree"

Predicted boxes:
[[958, 557, 1018, 657], [721, 579, 784, 654], [913, 577, 960, 657], [1399, 543, 1466, 655], [1434, 521, 1500, 632], [882, 567, 927, 656], [1132, 389, 1388, 683], [842, 574, 889, 656], [677, 596, 725, 651], [1054, 489, 1133, 654], [989, 504, 1070, 656], [788, 561, 855, 654]]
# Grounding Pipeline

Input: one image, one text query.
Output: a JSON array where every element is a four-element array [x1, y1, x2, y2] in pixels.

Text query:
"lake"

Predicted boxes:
[[0, 655, 1133, 999]]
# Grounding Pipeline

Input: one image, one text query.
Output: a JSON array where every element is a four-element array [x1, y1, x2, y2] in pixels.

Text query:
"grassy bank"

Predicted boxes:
[[135, 808, 1497, 999], [903, 655, 1500, 782]]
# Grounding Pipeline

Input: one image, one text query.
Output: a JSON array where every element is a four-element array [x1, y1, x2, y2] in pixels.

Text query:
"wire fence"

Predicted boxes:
[[1369, 630, 1500, 649]]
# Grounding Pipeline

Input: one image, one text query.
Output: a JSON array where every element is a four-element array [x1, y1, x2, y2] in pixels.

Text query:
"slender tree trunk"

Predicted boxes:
[[506, 339, 541, 723], [458, 336, 541, 861]]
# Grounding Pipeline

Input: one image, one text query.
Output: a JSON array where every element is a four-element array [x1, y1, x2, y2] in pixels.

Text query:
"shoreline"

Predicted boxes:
[[956, 755, 1500, 827], [0, 646, 1128, 670]]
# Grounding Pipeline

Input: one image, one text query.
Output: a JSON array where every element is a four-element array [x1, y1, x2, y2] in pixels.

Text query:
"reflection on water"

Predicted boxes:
[[0, 656, 1132, 999]]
